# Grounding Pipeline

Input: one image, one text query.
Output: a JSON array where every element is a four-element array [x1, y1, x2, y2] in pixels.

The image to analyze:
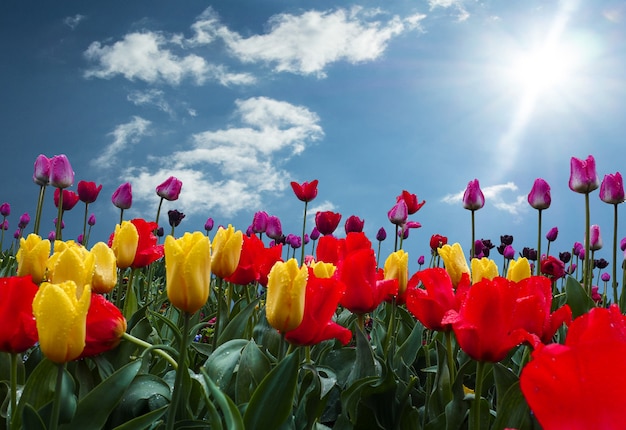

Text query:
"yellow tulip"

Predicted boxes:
[[16, 234, 51, 283], [211, 225, 243, 279], [471, 257, 499, 283], [507, 257, 531, 282], [384, 250, 409, 295], [266, 259, 307, 332], [438, 243, 470, 286], [165, 232, 212, 314], [33, 280, 91, 363], [110, 221, 139, 269], [311, 261, 336, 278], [90, 242, 118, 294], [47, 241, 94, 293]]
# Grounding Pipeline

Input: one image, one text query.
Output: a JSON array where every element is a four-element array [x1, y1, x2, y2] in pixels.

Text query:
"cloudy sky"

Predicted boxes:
[[2, 0, 625, 272]]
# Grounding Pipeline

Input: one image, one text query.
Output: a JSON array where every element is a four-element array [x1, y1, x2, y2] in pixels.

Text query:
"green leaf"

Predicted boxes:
[[12, 358, 57, 429], [346, 326, 380, 387], [218, 298, 260, 345], [108, 373, 171, 427], [201, 368, 245, 430], [243, 350, 300, 430], [111, 405, 168, 430], [60, 359, 142, 430], [21, 404, 46, 430], [491, 381, 534, 430], [565, 276, 595, 318], [235, 340, 271, 404], [205, 339, 248, 397]]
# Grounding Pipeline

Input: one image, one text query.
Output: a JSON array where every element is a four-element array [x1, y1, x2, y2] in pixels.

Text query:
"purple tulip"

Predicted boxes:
[[601, 272, 611, 282], [111, 182, 132, 209], [462, 179, 485, 211], [88, 214, 96, 226], [33, 154, 51, 186], [48, 154, 74, 189], [599, 172, 625, 204], [156, 176, 183, 201], [286, 233, 301, 249], [621, 237, 626, 252], [168, 209, 185, 227], [0, 220, 8, 231], [309, 227, 320, 241], [265, 215, 283, 241], [376, 227, 387, 242], [546, 227, 558, 242], [77, 234, 85, 245], [204, 217, 214, 232], [527, 178, 551, 210], [344, 215, 365, 234], [387, 199, 408, 226], [569, 155, 599, 194], [503, 245, 515, 260], [18, 213, 30, 229], [559, 251, 571, 264], [417, 255, 425, 265], [0, 203, 10, 217], [251, 211, 269, 233]]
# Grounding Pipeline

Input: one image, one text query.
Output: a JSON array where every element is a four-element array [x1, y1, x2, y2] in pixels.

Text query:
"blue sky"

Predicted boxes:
[[1, 0, 626, 274]]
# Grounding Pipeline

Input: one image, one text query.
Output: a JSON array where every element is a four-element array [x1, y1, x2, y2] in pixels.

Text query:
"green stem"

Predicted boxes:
[[445, 331, 456, 381], [167, 312, 191, 430], [612, 203, 619, 305], [300, 201, 308, 266], [394, 225, 399, 252], [33, 185, 47, 236], [470, 210, 476, 259], [9, 353, 17, 429], [536, 209, 542, 275], [155, 197, 164, 227], [82, 203, 89, 246], [384, 298, 397, 357], [55, 189, 64, 241], [119, 208, 124, 225], [122, 268, 137, 319], [49, 363, 66, 430], [121, 332, 178, 369], [472, 361, 486, 430], [583, 192, 591, 295], [212, 277, 223, 351]]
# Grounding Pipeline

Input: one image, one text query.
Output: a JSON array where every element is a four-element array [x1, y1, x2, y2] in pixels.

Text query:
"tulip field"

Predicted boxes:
[[1, 153, 626, 429]]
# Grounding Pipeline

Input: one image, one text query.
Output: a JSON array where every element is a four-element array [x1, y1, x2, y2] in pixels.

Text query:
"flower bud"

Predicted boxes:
[[599, 172, 625, 204], [569, 155, 599, 194], [111, 182, 132, 210], [49, 154, 74, 189], [156, 176, 183, 201], [33, 154, 51, 186], [528, 178, 551, 210], [77, 180, 103, 204], [16, 234, 51, 283], [0, 202, 10, 217], [266, 259, 307, 332], [290, 180, 318, 202], [211, 225, 243, 279], [462, 179, 485, 210]]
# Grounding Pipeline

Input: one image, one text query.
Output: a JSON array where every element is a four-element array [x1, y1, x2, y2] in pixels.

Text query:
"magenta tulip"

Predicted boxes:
[[48, 155, 74, 189], [156, 176, 183, 201], [599, 172, 625, 204], [462, 179, 485, 210], [111, 182, 132, 209], [33, 154, 51, 186], [569, 155, 599, 194], [528, 178, 551, 210]]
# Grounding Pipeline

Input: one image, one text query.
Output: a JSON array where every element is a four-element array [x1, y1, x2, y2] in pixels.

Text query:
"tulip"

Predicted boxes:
[[0, 220, 8, 231], [53, 188, 80, 211], [376, 227, 387, 242], [429, 234, 448, 254], [265, 259, 308, 332], [599, 172, 625, 204], [384, 249, 409, 297], [0, 202, 10, 217], [406, 268, 470, 332], [344, 215, 365, 234], [211, 225, 243, 279], [527, 178, 551, 210], [503, 245, 515, 260], [590, 224, 602, 251], [569, 155, 599, 194], [284, 267, 351, 346], [602, 272, 611, 282], [80, 293, 127, 358], [315, 211, 342, 236], [265, 215, 283, 241], [225, 234, 282, 287], [546, 227, 558, 242], [310, 227, 320, 241], [168, 209, 185, 228], [33, 154, 51, 186], [112, 182, 133, 210], [520, 305, 626, 430], [397, 190, 425, 215], [540, 256, 566, 280], [18, 213, 30, 229], [437, 243, 470, 287], [165, 232, 212, 314], [33, 280, 91, 363], [290, 180, 318, 202], [156, 176, 183, 201], [471, 257, 499, 283], [16, 234, 51, 283], [46, 240, 95, 290], [251, 211, 269, 234], [88, 214, 96, 226], [90, 242, 118, 294], [0, 276, 39, 353], [387, 199, 408, 226], [462, 179, 485, 211], [506, 257, 531, 282], [48, 154, 74, 189], [110, 221, 139, 269], [204, 217, 214, 233], [77, 180, 103, 204]]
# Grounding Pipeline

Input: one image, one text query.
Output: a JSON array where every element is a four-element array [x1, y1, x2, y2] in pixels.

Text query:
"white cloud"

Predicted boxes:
[[119, 97, 323, 218], [190, 7, 426, 77], [428, 0, 470, 22], [127, 89, 174, 116], [441, 182, 527, 215], [64, 14, 86, 30], [92, 116, 152, 169], [83, 32, 255, 86]]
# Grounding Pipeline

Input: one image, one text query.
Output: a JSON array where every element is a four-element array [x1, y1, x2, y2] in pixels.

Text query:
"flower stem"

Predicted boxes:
[[472, 361, 486, 430], [470, 210, 476, 259], [155, 197, 164, 227], [121, 332, 178, 369], [167, 312, 191, 430], [300, 201, 308, 266], [583, 192, 592, 295], [612, 203, 619, 305], [9, 352, 17, 428], [55, 189, 63, 241], [536, 209, 542, 275], [212, 277, 223, 351], [33, 185, 47, 236], [49, 363, 66, 430], [82, 203, 89, 246], [445, 331, 456, 381], [384, 298, 397, 358]]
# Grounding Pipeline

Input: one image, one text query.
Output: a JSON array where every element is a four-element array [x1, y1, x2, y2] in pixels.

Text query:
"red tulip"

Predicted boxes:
[[429, 234, 448, 253], [406, 268, 470, 332], [80, 293, 127, 358], [285, 268, 352, 346], [225, 234, 283, 287], [0, 276, 39, 353], [315, 211, 342, 236], [443, 277, 534, 362], [344, 215, 365, 234], [77, 180, 103, 204], [290, 180, 318, 202], [53, 188, 80, 211], [108, 218, 164, 268], [540, 256, 566, 280], [520, 305, 626, 430], [337, 247, 398, 314], [397, 190, 425, 215]]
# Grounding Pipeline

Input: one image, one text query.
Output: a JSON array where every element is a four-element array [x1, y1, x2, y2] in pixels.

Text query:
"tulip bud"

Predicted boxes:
[[33, 154, 51, 186], [344, 215, 365, 234], [110, 221, 139, 269], [290, 180, 318, 202], [599, 172, 625, 204], [462, 179, 485, 210], [384, 250, 409, 295], [437, 243, 470, 286], [376, 227, 387, 242], [546, 227, 559, 242], [204, 217, 214, 232], [569, 155, 599, 194], [0, 202, 10, 217], [80, 293, 127, 357], [266, 259, 307, 332], [590, 224, 603, 251], [77, 180, 103, 204], [387, 200, 408, 226], [111, 182, 133, 209], [49, 154, 74, 189], [88, 214, 97, 226], [211, 225, 243, 279], [506, 257, 531, 282], [309, 226, 320, 241], [16, 234, 51, 283], [156, 176, 183, 201], [266, 215, 283, 241], [315, 211, 342, 236], [168, 209, 185, 227], [503, 245, 516, 260], [471, 257, 499, 283], [90, 242, 118, 294], [18, 213, 30, 229], [528, 178, 551, 210]]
